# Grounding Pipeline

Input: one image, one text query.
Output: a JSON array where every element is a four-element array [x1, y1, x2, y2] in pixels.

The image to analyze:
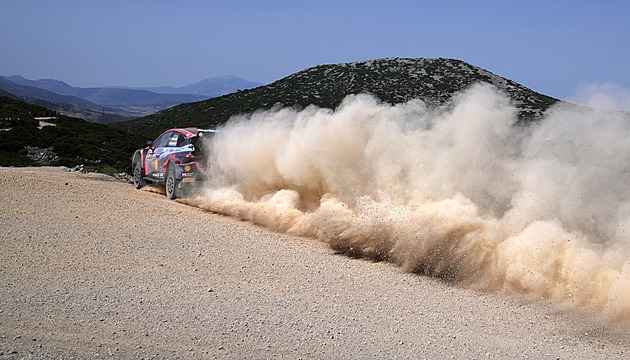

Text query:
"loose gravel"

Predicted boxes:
[[1, 167, 629, 359]]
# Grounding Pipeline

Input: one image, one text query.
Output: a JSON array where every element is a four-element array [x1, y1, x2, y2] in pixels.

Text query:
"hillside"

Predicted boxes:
[[0, 75, 261, 123], [0, 77, 136, 123], [4, 93, 136, 124], [0, 96, 146, 173], [117, 58, 560, 137]]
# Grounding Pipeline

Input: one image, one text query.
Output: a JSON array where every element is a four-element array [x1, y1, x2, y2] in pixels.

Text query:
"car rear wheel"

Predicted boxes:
[[165, 167, 181, 200], [133, 162, 145, 189]]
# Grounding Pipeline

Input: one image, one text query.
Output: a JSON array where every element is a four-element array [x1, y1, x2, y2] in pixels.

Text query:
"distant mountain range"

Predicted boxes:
[[0, 75, 262, 123], [109, 75, 263, 97], [119, 58, 561, 137]]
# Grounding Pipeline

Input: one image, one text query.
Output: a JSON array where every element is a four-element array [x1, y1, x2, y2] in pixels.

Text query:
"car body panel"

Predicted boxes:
[[132, 128, 218, 198]]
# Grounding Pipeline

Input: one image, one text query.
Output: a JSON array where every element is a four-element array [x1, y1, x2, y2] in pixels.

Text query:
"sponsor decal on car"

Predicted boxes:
[[133, 127, 218, 199]]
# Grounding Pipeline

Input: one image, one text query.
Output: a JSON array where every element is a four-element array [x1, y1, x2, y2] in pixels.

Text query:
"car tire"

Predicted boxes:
[[165, 166, 181, 200], [133, 162, 145, 189]]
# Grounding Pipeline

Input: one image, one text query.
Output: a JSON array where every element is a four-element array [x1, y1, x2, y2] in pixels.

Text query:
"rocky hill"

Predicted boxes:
[[119, 58, 560, 137]]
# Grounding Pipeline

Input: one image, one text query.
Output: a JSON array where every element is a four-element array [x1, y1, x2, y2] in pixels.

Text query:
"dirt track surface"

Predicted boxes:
[[1, 166, 629, 359]]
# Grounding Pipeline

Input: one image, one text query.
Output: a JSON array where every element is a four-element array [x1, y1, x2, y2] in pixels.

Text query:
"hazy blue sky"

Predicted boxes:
[[2, 0, 629, 100]]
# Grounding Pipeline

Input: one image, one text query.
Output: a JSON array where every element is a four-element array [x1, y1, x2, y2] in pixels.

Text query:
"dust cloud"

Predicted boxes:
[[185, 83, 630, 321]]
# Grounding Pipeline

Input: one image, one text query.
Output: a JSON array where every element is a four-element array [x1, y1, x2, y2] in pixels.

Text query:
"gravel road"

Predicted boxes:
[[1, 167, 629, 359]]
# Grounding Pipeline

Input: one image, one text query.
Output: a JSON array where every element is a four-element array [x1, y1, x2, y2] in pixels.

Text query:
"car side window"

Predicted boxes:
[[167, 132, 180, 147], [152, 131, 173, 148], [176, 134, 190, 147]]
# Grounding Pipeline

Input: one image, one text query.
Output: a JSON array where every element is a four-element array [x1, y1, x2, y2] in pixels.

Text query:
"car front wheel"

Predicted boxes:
[[165, 167, 181, 200], [133, 162, 145, 189]]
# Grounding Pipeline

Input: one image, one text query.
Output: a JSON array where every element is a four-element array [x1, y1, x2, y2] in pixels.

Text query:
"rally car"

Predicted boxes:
[[132, 128, 218, 200]]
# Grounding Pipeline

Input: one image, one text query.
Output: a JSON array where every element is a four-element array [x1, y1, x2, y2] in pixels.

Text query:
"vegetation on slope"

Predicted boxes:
[[115, 58, 560, 138], [0, 96, 146, 174]]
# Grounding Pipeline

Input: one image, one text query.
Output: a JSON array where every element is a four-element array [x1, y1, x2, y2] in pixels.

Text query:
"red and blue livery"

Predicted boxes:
[[132, 128, 218, 199]]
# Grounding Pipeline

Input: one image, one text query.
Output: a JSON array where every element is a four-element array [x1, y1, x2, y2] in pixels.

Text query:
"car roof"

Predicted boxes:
[[160, 128, 219, 139]]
